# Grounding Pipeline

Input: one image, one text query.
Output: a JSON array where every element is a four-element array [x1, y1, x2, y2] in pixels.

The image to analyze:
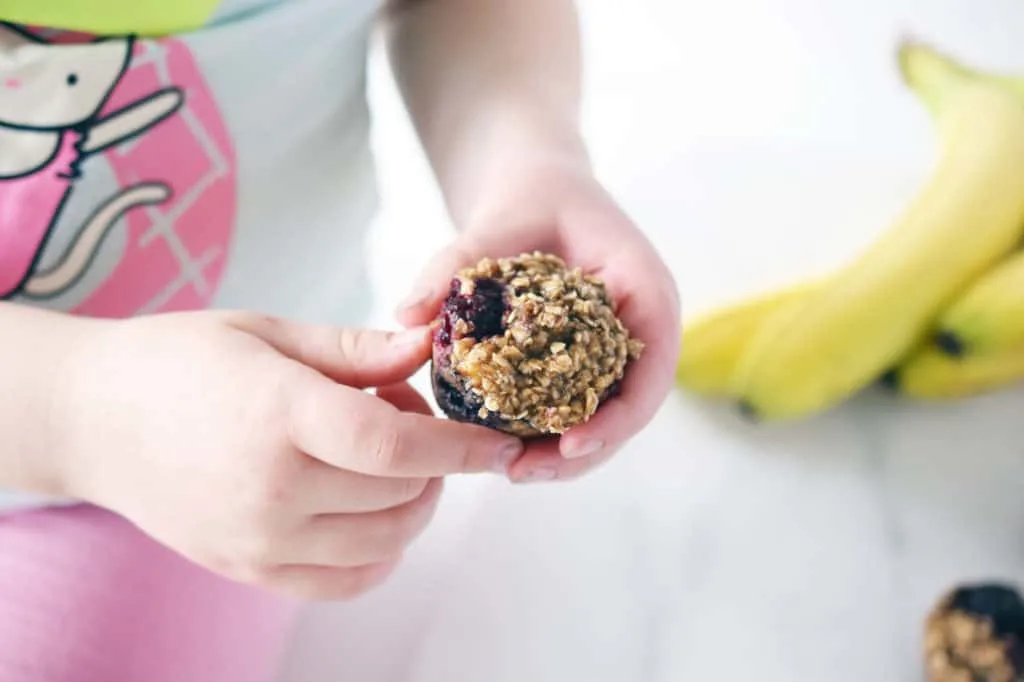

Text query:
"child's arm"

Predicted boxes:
[[383, 0, 586, 226], [0, 304, 522, 598], [386, 0, 682, 483], [0, 303, 94, 497]]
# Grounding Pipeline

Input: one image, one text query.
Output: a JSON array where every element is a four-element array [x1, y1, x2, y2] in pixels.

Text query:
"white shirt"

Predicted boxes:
[[0, 0, 383, 510]]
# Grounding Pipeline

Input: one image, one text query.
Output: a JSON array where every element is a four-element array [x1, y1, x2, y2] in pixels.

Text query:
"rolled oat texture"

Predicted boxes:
[[924, 582, 1024, 682], [430, 251, 644, 437]]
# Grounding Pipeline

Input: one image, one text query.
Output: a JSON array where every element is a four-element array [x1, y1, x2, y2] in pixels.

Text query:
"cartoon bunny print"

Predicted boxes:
[[0, 23, 184, 299]]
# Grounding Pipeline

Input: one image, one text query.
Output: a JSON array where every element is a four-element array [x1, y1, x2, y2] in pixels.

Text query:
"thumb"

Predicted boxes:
[[396, 223, 558, 328], [231, 314, 432, 388], [395, 241, 480, 328]]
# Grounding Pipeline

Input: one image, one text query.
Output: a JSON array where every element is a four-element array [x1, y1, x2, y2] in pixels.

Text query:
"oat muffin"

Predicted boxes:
[[924, 582, 1024, 682], [430, 251, 644, 438]]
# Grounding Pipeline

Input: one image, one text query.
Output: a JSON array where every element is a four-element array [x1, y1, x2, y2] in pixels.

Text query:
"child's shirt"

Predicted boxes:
[[0, 0, 384, 510]]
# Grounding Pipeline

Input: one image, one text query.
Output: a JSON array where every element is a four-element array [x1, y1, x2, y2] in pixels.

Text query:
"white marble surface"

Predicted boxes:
[[277, 1, 1024, 680]]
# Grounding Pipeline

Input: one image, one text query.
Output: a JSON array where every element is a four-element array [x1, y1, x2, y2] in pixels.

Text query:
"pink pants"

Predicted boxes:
[[0, 503, 299, 682]]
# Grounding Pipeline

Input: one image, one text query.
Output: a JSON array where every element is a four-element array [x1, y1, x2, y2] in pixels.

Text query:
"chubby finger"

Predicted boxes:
[[286, 478, 443, 568], [556, 358, 673, 461], [555, 445, 620, 481], [375, 382, 434, 416], [395, 241, 480, 327], [261, 558, 401, 601], [507, 439, 620, 483], [289, 377, 523, 477], [504, 438, 561, 483], [559, 252, 681, 458], [346, 409, 524, 477], [395, 225, 556, 328], [297, 454, 429, 514], [231, 313, 431, 388]]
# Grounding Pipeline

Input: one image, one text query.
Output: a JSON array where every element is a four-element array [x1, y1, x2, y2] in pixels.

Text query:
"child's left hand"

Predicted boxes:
[[397, 153, 681, 483]]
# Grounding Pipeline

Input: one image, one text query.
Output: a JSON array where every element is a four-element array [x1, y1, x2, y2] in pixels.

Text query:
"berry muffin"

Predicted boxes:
[[430, 252, 643, 438], [924, 582, 1024, 682]]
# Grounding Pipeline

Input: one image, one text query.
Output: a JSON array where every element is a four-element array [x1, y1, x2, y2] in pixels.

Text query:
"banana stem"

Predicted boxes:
[[897, 39, 972, 116]]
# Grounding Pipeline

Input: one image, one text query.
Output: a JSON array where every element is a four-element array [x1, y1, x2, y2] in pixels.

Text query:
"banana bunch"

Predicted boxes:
[[674, 39, 1024, 420]]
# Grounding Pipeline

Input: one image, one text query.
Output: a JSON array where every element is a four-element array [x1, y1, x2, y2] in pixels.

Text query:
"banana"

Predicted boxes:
[[673, 281, 1024, 401], [675, 283, 812, 396], [729, 40, 1024, 421], [933, 248, 1024, 355], [890, 344, 1024, 399]]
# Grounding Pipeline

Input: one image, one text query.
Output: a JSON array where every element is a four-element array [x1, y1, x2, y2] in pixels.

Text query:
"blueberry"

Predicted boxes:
[[436, 277, 507, 347], [948, 583, 1024, 639], [431, 276, 513, 431], [430, 370, 508, 430]]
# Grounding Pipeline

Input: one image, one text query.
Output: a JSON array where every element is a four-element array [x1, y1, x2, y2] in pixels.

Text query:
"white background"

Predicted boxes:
[[278, 1, 1024, 680]]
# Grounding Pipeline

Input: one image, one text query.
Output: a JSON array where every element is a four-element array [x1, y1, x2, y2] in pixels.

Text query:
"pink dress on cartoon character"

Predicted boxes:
[[0, 130, 80, 298], [0, 24, 186, 304]]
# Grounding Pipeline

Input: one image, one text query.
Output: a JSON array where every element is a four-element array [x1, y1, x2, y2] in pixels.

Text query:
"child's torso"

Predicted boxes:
[[0, 0, 383, 512], [0, 0, 383, 326]]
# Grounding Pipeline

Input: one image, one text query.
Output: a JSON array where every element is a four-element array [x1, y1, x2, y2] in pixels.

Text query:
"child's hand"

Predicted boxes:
[[398, 153, 681, 483], [55, 311, 523, 600]]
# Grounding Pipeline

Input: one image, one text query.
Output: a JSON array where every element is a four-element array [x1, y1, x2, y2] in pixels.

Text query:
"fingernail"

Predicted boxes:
[[564, 439, 603, 460], [515, 467, 558, 484], [493, 441, 523, 473]]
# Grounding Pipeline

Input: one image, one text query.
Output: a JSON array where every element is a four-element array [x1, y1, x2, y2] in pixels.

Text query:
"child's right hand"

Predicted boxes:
[[52, 310, 523, 600]]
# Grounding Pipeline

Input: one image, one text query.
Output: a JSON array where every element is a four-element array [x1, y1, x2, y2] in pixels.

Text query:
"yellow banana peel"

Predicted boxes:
[[727, 40, 1024, 420], [892, 344, 1024, 399], [934, 248, 1024, 355]]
